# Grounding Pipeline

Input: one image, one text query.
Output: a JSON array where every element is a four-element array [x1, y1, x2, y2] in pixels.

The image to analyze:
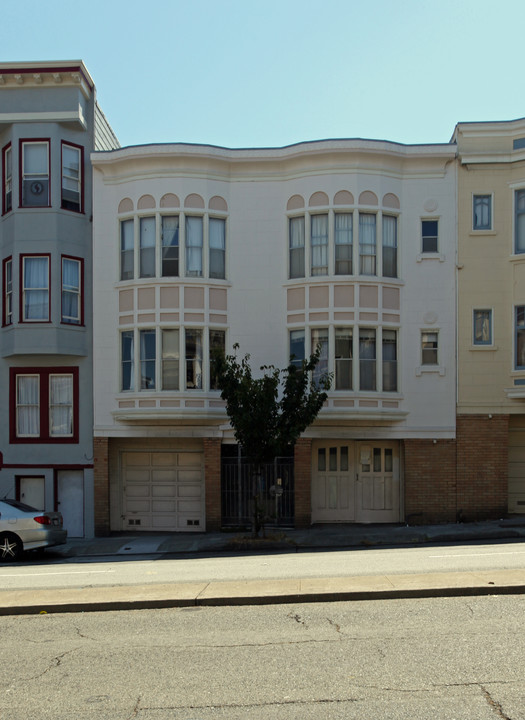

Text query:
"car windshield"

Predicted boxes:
[[1, 498, 38, 512]]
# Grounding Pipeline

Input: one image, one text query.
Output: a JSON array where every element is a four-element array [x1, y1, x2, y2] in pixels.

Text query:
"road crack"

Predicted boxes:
[[480, 685, 512, 720]]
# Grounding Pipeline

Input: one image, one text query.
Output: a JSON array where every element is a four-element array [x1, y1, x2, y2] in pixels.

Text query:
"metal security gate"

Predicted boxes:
[[221, 456, 294, 529]]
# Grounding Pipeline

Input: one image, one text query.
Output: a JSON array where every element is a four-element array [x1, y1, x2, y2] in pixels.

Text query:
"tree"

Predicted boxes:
[[213, 345, 332, 536]]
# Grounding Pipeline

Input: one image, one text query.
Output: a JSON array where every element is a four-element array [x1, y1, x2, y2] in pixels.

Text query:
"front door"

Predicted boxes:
[[355, 443, 400, 523], [57, 470, 84, 537], [312, 441, 356, 522]]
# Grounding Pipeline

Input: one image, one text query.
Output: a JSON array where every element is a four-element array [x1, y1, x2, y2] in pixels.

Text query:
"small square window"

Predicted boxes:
[[421, 220, 438, 253], [473, 309, 492, 345], [473, 195, 492, 231], [421, 331, 438, 365]]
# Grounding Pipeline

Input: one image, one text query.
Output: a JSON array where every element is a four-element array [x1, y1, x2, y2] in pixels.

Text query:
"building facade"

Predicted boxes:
[[454, 118, 525, 520], [91, 140, 457, 533], [0, 61, 118, 538]]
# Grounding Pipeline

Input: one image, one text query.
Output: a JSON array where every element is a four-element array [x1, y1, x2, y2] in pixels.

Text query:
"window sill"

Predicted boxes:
[[415, 365, 445, 376], [416, 253, 445, 263], [470, 344, 497, 351], [469, 230, 496, 236]]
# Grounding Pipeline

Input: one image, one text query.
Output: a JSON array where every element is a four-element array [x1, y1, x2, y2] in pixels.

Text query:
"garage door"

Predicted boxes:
[[508, 425, 525, 514], [122, 451, 204, 531]]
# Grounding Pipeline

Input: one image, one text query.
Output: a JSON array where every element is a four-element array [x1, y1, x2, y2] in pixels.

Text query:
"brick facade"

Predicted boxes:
[[404, 439, 457, 524], [93, 437, 110, 536], [204, 437, 222, 531]]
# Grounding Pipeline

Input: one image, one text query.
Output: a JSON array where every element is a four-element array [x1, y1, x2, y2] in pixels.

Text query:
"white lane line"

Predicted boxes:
[[429, 551, 525, 558], [0, 569, 115, 578]]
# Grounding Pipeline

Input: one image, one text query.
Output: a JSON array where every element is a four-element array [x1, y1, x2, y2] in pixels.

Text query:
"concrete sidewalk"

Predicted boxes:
[[1, 518, 525, 616]]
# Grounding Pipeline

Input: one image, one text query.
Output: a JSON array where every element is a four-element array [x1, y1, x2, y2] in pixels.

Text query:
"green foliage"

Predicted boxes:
[[212, 344, 332, 467]]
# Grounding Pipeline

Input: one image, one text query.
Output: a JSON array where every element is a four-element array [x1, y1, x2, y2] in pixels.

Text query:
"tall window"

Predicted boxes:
[[61, 142, 82, 212], [382, 215, 397, 278], [209, 218, 226, 279], [359, 213, 376, 275], [3, 144, 12, 214], [185, 217, 203, 277], [22, 255, 49, 321], [11, 367, 78, 443], [515, 190, 525, 254], [473, 195, 491, 231], [382, 330, 397, 391], [311, 328, 328, 386], [21, 140, 49, 207], [422, 220, 438, 253], [335, 328, 352, 390], [289, 216, 305, 279], [289, 329, 305, 368], [209, 329, 226, 389], [359, 329, 376, 391], [421, 331, 438, 365], [185, 329, 203, 389], [3, 257, 12, 326], [140, 329, 156, 389], [335, 213, 353, 275], [139, 217, 156, 278], [162, 329, 179, 390], [473, 309, 492, 346], [61, 257, 82, 325], [121, 331, 134, 391], [162, 216, 179, 277], [311, 214, 328, 276], [516, 306, 525, 369], [120, 219, 134, 280]]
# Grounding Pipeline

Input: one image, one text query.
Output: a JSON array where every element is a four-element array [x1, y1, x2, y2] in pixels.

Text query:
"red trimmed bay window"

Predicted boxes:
[[10, 367, 79, 443], [61, 255, 83, 325], [2, 143, 12, 214], [3, 256, 13, 326], [20, 254, 50, 322], [61, 141, 84, 213], [19, 139, 50, 208]]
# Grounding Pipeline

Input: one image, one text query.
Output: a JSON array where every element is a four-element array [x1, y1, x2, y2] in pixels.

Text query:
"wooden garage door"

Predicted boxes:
[[122, 451, 204, 531], [508, 424, 525, 514]]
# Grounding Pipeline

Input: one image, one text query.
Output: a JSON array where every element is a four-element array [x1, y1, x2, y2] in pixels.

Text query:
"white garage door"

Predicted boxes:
[[122, 451, 204, 531]]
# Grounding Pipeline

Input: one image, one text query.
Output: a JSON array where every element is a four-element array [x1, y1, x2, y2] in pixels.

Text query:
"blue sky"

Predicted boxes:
[[1, 0, 524, 149]]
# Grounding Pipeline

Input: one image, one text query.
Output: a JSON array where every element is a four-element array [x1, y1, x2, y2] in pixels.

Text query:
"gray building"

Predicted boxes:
[[0, 61, 118, 537]]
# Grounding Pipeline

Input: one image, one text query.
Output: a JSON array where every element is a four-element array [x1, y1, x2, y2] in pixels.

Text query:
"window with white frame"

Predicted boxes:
[[311, 328, 329, 386], [334, 213, 353, 275], [289, 329, 305, 368], [359, 214, 377, 275], [139, 217, 156, 278], [515, 306, 525, 369], [185, 216, 203, 277], [61, 142, 82, 212], [120, 219, 134, 281], [3, 257, 12, 326], [22, 255, 49, 321], [382, 215, 397, 278], [162, 328, 180, 390], [382, 330, 397, 391], [289, 216, 305, 279], [140, 329, 156, 389], [421, 331, 438, 365], [121, 331, 134, 391], [3, 144, 12, 214], [11, 367, 78, 443], [209, 218, 226, 279], [421, 220, 438, 253], [209, 329, 226, 389], [185, 328, 203, 389], [162, 216, 179, 277], [515, 190, 525, 254], [61, 257, 82, 325], [359, 328, 376, 390], [473, 195, 492, 231], [311, 214, 328, 276], [335, 327, 352, 390], [21, 140, 49, 207], [473, 309, 492, 346]]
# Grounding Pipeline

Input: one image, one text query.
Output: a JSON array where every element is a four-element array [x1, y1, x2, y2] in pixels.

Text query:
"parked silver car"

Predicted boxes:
[[0, 499, 67, 562]]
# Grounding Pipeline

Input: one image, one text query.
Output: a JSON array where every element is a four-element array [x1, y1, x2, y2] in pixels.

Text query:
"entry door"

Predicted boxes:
[[19, 477, 45, 510], [356, 443, 400, 523], [312, 442, 356, 523], [57, 470, 84, 537]]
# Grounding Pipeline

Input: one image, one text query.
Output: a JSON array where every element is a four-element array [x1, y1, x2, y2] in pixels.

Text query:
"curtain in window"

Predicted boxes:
[[49, 375, 73, 436], [161, 216, 179, 277], [311, 214, 328, 276], [120, 220, 134, 280], [62, 259, 80, 323], [289, 217, 305, 279], [185, 329, 203, 389], [186, 217, 203, 277], [16, 375, 39, 436], [162, 329, 179, 390], [140, 329, 156, 389], [140, 217, 156, 278], [359, 214, 376, 275], [335, 213, 353, 275], [382, 330, 397, 392], [121, 331, 134, 391], [24, 257, 48, 320], [382, 215, 397, 278], [209, 218, 225, 279], [359, 329, 376, 391]]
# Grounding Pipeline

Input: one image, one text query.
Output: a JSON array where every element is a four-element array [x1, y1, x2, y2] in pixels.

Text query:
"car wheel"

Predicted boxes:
[[0, 533, 23, 562]]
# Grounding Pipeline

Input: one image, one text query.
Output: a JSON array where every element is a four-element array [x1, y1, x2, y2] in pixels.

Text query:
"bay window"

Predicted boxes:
[[185, 216, 203, 277], [209, 329, 226, 389], [139, 217, 156, 278], [515, 306, 525, 369], [121, 331, 134, 391], [185, 329, 203, 389], [289, 329, 305, 368], [61, 142, 83, 212], [289, 216, 305, 279], [22, 255, 49, 321], [209, 218, 226, 279], [359, 213, 376, 275], [61, 257, 82, 325], [515, 190, 525, 254], [311, 328, 328, 386], [359, 329, 376, 391], [3, 144, 12, 214], [162, 329, 180, 390], [335, 213, 353, 275], [382, 215, 397, 278], [382, 330, 397, 391], [140, 329, 156, 389], [21, 140, 49, 207], [335, 327, 352, 390], [161, 215, 179, 277], [120, 219, 134, 280], [3, 257, 12, 326], [311, 214, 328, 276]]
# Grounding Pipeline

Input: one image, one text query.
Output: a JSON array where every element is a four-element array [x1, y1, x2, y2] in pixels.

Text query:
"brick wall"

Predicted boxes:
[[204, 437, 222, 531], [294, 438, 312, 527], [93, 436, 110, 536], [456, 414, 509, 521], [404, 439, 457, 524]]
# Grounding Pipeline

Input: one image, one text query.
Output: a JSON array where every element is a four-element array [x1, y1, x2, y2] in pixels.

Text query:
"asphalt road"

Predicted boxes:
[[2, 540, 525, 592], [1, 595, 524, 720]]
